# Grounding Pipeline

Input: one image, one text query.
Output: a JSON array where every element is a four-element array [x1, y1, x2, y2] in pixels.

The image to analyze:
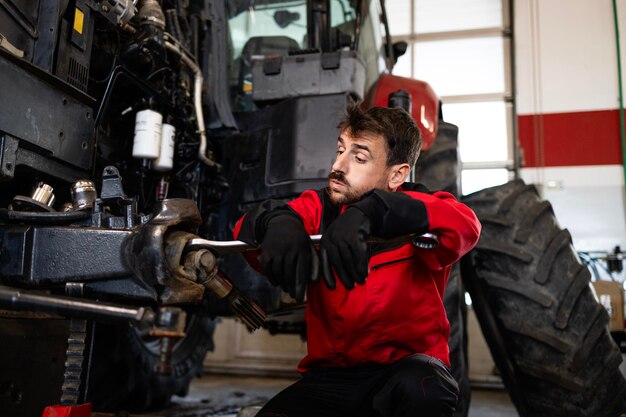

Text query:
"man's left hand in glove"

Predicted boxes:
[[320, 189, 429, 290]]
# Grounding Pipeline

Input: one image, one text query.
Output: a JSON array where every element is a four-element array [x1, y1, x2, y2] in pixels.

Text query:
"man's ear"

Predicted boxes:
[[387, 163, 411, 190]]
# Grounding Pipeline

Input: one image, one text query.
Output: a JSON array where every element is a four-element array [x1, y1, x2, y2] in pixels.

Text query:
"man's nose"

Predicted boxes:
[[332, 152, 347, 173]]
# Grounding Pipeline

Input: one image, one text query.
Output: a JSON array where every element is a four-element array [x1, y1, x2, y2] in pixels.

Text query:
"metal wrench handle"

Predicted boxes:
[[185, 233, 438, 256]]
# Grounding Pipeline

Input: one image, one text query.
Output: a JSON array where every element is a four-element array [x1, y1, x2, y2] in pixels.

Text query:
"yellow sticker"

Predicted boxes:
[[74, 8, 84, 34]]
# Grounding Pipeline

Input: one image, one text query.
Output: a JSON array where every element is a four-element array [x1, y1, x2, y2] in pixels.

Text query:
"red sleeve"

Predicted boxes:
[[286, 190, 323, 235], [403, 190, 481, 270]]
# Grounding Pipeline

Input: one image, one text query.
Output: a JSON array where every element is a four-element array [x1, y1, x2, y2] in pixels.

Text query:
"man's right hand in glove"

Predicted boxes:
[[259, 210, 319, 302], [319, 207, 371, 290]]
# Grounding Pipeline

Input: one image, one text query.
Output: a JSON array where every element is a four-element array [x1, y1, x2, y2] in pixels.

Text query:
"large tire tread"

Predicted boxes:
[[462, 179, 626, 417], [88, 308, 215, 412], [414, 121, 461, 197]]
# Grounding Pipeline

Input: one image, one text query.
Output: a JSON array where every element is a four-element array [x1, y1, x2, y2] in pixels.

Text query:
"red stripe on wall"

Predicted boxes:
[[518, 109, 623, 167]]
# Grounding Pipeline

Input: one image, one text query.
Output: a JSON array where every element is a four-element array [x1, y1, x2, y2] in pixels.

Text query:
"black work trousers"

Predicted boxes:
[[256, 353, 459, 417]]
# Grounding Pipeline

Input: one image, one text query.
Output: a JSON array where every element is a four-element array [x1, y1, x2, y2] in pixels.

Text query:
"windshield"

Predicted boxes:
[[224, 0, 395, 111], [227, 0, 357, 55]]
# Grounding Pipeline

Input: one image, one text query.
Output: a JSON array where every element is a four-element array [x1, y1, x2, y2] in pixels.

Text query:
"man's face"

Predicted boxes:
[[327, 129, 391, 205]]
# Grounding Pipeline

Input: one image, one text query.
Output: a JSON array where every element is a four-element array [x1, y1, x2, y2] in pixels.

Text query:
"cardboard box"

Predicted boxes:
[[592, 281, 624, 331]]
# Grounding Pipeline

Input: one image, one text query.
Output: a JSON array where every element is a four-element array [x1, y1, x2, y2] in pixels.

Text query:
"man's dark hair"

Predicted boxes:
[[337, 102, 423, 167]]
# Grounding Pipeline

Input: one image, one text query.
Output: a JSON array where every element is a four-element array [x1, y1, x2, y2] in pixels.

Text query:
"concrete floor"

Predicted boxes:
[[152, 374, 518, 417]]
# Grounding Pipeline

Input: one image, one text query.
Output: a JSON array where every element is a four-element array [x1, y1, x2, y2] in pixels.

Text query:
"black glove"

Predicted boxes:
[[320, 190, 429, 290], [351, 189, 429, 239], [259, 209, 319, 301], [319, 207, 371, 290]]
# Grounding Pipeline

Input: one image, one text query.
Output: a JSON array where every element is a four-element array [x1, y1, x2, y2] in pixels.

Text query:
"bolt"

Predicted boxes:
[[155, 337, 173, 375], [157, 309, 175, 327], [193, 250, 216, 271]]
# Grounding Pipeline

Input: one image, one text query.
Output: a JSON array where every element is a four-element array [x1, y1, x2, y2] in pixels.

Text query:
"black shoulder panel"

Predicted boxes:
[[402, 182, 433, 194]]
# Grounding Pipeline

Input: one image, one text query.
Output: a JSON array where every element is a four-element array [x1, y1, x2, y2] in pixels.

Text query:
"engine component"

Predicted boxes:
[[183, 247, 266, 331], [97, 0, 136, 29], [164, 37, 221, 170], [156, 176, 170, 200], [71, 180, 97, 210], [123, 199, 205, 304], [149, 307, 186, 375], [132, 109, 162, 159], [138, 0, 166, 29], [120, 0, 166, 74], [10, 182, 56, 212], [153, 123, 175, 172], [31, 182, 56, 207]]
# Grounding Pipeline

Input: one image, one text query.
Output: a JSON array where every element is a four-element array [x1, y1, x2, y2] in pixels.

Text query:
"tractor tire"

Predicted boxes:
[[461, 179, 626, 417], [443, 265, 470, 417], [415, 120, 469, 417], [88, 307, 215, 412], [414, 121, 461, 197]]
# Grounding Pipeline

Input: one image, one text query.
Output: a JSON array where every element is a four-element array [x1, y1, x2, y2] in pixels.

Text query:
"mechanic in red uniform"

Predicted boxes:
[[234, 103, 481, 417]]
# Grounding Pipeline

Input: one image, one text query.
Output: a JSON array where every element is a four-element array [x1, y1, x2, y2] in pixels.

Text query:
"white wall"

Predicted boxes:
[[515, 0, 626, 252], [515, 0, 621, 114]]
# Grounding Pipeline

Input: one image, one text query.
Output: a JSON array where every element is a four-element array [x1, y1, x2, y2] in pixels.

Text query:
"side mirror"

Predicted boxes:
[[274, 10, 301, 28], [392, 41, 408, 62]]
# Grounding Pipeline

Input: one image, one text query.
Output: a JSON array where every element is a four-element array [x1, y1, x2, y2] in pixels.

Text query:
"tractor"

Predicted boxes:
[[0, 0, 623, 416]]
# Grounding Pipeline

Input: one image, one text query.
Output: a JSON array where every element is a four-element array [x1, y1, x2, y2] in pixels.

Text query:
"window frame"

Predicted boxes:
[[388, 0, 517, 194]]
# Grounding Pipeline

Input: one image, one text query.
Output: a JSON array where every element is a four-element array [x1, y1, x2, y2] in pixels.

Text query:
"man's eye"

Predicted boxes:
[[355, 156, 366, 163]]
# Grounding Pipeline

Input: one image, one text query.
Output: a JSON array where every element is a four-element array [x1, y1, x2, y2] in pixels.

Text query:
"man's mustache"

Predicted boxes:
[[328, 171, 349, 186]]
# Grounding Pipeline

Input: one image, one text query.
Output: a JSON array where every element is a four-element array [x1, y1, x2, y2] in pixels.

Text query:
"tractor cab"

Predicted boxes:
[[225, 0, 399, 110]]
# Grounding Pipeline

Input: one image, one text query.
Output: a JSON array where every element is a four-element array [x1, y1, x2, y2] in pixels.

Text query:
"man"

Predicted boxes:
[[234, 103, 481, 417]]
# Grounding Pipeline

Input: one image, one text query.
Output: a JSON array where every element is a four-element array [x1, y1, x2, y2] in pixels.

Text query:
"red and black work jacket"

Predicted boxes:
[[234, 183, 481, 372]]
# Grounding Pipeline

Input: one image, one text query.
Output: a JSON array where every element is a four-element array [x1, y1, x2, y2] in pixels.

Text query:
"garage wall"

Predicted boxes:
[[515, 0, 626, 251]]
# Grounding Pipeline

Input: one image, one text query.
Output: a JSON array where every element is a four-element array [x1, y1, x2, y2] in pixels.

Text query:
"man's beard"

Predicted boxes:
[[327, 171, 365, 205]]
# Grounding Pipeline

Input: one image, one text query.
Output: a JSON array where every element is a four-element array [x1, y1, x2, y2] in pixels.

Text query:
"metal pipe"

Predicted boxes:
[[0, 286, 156, 325], [164, 39, 221, 171]]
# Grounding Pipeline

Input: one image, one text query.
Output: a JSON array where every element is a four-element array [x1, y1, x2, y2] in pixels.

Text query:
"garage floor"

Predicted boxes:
[[148, 374, 518, 417]]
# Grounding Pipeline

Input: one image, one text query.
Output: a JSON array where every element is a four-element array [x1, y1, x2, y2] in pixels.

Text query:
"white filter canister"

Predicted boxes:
[[133, 109, 162, 159], [153, 123, 176, 171]]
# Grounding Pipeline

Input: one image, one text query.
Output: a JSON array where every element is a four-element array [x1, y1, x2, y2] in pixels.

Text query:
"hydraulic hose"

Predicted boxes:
[[0, 208, 91, 224], [164, 38, 221, 171]]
